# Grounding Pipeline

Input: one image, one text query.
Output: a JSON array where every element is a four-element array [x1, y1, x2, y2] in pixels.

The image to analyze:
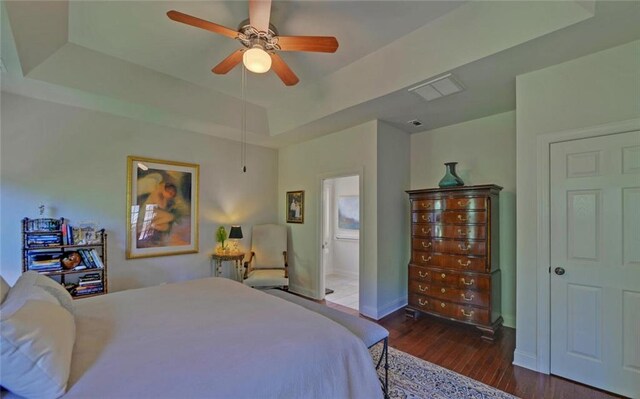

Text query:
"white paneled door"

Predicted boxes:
[[550, 130, 640, 398]]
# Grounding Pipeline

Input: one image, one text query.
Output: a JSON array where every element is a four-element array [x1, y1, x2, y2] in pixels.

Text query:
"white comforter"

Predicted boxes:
[[63, 277, 382, 399]]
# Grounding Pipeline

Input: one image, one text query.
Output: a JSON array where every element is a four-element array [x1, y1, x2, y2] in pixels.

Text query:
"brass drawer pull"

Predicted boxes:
[[457, 199, 469, 207], [421, 214, 431, 222], [440, 302, 446, 308], [418, 298, 428, 306], [418, 285, 429, 292], [421, 227, 432, 234], [421, 202, 431, 208], [440, 273, 446, 279], [457, 214, 469, 222], [457, 229, 471, 236], [460, 278, 475, 286], [440, 288, 446, 293], [418, 271, 428, 278], [461, 293, 474, 301], [461, 309, 474, 317], [458, 243, 471, 251], [421, 241, 432, 248], [458, 259, 472, 267], [421, 255, 432, 262]]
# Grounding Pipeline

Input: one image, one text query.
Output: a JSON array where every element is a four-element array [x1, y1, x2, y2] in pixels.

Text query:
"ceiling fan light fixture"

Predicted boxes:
[[243, 47, 271, 73]]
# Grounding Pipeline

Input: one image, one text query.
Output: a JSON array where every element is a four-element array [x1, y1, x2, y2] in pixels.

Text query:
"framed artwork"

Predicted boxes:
[[336, 195, 360, 239], [286, 190, 304, 224], [126, 156, 199, 259]]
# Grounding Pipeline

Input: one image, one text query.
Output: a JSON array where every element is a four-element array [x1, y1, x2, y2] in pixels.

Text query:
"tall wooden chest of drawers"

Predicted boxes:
[[406, 185, 502, 341]]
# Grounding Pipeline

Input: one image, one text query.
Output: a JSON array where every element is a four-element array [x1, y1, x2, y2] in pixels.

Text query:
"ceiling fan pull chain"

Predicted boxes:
[[241, 66, 247, 173]]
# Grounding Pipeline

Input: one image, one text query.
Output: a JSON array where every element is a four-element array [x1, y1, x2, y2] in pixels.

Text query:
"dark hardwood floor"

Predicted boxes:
[[324, 301, 623, 399]]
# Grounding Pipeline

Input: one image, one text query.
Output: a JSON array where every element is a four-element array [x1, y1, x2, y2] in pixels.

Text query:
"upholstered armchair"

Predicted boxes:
[[243, 224, 288, 289]]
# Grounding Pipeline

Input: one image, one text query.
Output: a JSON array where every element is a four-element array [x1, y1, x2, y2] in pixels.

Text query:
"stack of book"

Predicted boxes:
[[73, 273, 104, 296], [61, 221, 74, 245], [26, 234, 61, 247], [77, 248, 104, 269], [25, 218, 61, 232], [28, 251, 63, 272]]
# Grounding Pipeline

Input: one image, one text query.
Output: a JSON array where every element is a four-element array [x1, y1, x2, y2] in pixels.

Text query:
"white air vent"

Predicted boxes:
[[408, 73, 464, 102]]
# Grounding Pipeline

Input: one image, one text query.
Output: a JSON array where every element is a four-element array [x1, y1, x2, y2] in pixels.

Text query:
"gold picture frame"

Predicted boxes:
[[126, 156, 199, 259], [286, 190, 304, 224]]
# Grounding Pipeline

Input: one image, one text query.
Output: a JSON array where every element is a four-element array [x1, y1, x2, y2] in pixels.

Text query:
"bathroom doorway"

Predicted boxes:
[[321, 175, 360, 311]]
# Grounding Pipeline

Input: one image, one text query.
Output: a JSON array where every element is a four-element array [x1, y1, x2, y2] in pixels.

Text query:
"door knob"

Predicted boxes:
[[554, 267, 565, 276]]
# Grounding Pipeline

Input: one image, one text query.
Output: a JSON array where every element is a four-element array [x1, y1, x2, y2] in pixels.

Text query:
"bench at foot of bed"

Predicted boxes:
[[265, 289, 389, 398]]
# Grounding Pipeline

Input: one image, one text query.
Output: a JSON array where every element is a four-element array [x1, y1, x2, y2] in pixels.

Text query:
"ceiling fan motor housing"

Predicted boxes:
[[237, 19, 280, 52]]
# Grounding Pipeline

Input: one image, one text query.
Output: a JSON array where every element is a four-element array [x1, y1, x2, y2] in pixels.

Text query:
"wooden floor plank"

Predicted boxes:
[[324, 301, 623, 399]]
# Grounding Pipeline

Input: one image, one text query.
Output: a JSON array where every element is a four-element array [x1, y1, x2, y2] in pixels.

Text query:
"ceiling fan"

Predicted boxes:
[[167, 0, 339, 86]]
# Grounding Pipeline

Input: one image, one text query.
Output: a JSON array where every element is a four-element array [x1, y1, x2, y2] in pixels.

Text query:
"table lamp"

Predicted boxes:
[[229, 226, 243, 253]]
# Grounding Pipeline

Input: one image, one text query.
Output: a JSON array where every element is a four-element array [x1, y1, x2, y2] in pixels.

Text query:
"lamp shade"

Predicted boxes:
[[229, 226, 243, 239], [243, 47, 271, 73]]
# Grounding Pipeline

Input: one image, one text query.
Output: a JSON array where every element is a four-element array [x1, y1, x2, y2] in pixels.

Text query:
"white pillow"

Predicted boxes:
[[0, 282, 75, 399], [11, 271, 74, 314], [0, 276, 9, 304], [34, 273, 75, 315], [1, 272, 59, 317]]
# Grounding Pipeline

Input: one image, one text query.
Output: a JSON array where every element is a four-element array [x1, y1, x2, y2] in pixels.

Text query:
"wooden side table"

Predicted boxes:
[[211, 253, 245, 282]]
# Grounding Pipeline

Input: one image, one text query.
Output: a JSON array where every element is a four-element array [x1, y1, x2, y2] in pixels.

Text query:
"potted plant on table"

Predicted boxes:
[[215, 226, 228, 254]]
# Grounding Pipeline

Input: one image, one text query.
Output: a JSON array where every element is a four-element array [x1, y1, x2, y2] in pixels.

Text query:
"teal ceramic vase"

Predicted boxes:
[[438, 162, 465, 188]]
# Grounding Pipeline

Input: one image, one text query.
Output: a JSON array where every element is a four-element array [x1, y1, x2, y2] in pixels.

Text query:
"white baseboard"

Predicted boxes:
[[378, 296, 407, 319], [503, 314, 516, 329], [513, 349, 538, 371], [359, 305, 378, 319], [288, 285, 319, 300], [360, 296, 407, 320]]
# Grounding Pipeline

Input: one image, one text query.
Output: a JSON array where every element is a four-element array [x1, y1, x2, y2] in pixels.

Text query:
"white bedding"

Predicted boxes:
[[59, 277, 381, 399]]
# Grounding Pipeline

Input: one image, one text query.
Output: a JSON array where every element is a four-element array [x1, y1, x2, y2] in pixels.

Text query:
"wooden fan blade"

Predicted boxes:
[[277, 36, 339, 53], [212, 49, 245, 74], [167, 10, 238, 39], [249, 0, 272, 33], [270, 53, 299, 86]]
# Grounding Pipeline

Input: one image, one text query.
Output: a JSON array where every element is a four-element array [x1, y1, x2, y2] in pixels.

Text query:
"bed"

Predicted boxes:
[[0, 275, 383, 399]]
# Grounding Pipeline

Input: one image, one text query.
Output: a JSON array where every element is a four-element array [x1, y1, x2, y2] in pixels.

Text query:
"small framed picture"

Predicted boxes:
[[286, 191, 304, 224]]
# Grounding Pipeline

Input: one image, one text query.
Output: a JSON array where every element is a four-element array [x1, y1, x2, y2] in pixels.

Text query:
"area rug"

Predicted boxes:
[[369, 345, 518, 399]]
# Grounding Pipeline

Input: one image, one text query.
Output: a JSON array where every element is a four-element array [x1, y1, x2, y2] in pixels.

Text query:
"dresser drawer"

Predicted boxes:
[[408, 293, 434, 312], [412, 211, 486, 224], [435, 239, 486, 256], [444, 197, 486, 210], [408, 265, 433, 282], [449, 225, 487, 240], [412, 252, 487, 272], [412, 199, 443, 211], [410, 281, 490, 307], [412, 238, 435, 251], [447, 255, 487, 272], [428, 268, 491, 291], [412, 197, 486, 211], [412, 224, 487, 239], [413, 238, 486, 256], [433, 299, 490, 325], [443, 211, 486, 224]]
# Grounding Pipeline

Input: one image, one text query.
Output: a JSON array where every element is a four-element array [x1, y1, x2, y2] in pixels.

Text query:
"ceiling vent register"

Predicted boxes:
[[408, 73, 465, 102]]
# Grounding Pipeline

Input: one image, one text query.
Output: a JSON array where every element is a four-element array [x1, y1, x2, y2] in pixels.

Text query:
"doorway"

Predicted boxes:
[[321, 175, 360, 311], [549, 130, 640, 397]]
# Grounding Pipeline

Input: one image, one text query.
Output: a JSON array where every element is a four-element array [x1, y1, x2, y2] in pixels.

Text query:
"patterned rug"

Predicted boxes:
[[369, 345, 518, 399]]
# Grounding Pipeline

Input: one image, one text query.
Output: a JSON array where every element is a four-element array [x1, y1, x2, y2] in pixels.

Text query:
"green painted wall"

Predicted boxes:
[[515, 39, 640, 367]]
